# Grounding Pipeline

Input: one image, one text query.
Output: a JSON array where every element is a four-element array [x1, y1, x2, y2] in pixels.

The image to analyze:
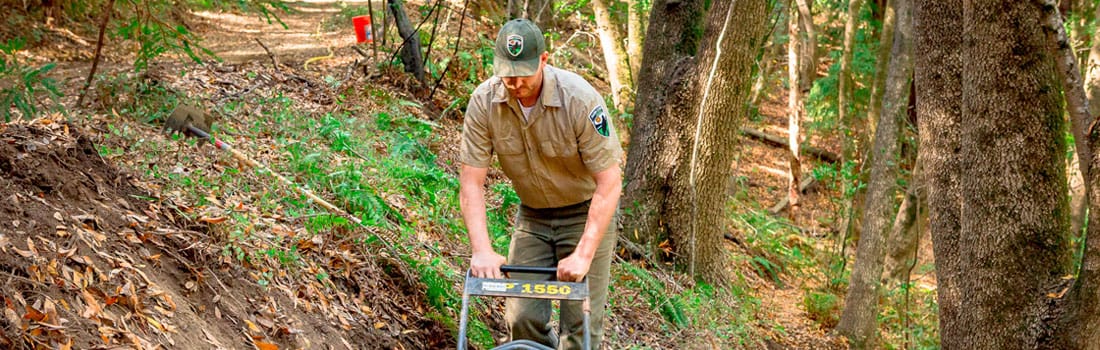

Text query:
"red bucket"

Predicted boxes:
[[353, 15, 373, 44]]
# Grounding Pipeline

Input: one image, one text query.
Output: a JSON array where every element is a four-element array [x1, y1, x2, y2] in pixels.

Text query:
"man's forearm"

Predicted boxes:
[[459, 170, 493, 254], [576, 167, 623, 259]]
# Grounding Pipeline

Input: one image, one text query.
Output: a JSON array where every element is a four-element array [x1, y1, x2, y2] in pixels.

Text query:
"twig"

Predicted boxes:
[[429, 0, 470, 101], [76, 0, 116, 108], [367, 0, 378, 60], [254, 38, 279, 71], [3, 269, 48, 289], [423, 1, 445, 66]]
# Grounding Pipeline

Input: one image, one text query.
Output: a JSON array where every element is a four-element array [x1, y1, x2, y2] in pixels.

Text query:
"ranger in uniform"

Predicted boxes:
[[458, 18, 623, 350]]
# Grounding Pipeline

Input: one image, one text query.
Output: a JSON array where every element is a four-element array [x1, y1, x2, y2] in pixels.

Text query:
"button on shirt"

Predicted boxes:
[[460, 65, 623, 209]]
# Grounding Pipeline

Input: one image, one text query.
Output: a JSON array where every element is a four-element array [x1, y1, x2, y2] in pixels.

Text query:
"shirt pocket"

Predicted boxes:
[[540, 141, 578, 158], [496, 135, 525, 155]]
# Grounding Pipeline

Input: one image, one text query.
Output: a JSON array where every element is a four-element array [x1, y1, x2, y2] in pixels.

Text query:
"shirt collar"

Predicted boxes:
[[491, 65, 563, 108]]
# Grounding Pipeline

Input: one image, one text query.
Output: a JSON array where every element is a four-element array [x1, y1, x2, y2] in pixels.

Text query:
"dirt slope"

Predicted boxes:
[[0, 117, 450, 349]]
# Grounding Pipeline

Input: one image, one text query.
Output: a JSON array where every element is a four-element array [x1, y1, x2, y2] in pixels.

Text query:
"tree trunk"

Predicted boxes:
[[592, 0, 632, 111], [918, 1, 1071, 348], [508, 0, 523, 19], [1063, 0, 1100, 347], [621, 0, 769, 283], [913, 0, 963, 345], [786, 3, 803, 220], [866, 0, 896, 143], [627, 0, 646, 88], [622, 0, 710, 258], [794, 0, 817, 92], [526, 0, 552, 30], [390, 0, 425, 82], [750, 39, 782, 106], [836, 0, 865, 245], [838, 0, 864, 161], [882, 163, 923, 283], [834, 0, 912, 346]]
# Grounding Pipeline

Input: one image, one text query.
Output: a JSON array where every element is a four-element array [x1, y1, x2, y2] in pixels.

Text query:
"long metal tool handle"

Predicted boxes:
[[185, 125, 363, 225]]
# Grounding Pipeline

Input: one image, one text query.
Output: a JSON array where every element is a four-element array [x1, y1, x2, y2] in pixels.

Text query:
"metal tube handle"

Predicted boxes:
[[499, 265, 557, 275]]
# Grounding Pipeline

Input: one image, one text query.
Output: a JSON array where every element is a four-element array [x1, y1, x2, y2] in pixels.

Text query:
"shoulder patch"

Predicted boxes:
[[588, 105, 611, 137]]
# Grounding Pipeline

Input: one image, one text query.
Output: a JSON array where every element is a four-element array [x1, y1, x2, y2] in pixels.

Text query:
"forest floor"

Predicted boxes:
[[1, 0, 939, 348]]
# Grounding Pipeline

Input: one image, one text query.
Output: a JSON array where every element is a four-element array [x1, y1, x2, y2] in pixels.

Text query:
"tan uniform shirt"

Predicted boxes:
[[460, 65, 623, 209]]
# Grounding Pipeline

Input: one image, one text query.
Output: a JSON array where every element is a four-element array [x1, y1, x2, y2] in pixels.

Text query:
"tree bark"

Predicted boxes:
[[627, 0, 646, 88], [592, 0, 632, 111], [526, 0, 552, 30], [834, 0, 912, 346], [621, 0, 769, 283], [786, 3, 803, 220], [918, 1, 1071, 348], [794, 0, 817, 91], [622, 0, 710, 258], [838, 0, 864, 162], [866, 0, 896, 144], [508, 0, 523, 19], [390, 0, 425, 82], [913, 0, 963, 345], [882, 163, 923, 283], [1065, 0, 1100, 346]]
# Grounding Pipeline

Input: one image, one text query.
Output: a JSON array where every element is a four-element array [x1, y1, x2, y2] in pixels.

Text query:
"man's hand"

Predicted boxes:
[[557, 252, 593, 282], [471, 251, 507, 279]]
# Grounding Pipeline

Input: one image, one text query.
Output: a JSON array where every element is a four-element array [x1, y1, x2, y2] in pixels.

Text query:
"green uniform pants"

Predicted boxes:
[[504, 200, 617, 350]]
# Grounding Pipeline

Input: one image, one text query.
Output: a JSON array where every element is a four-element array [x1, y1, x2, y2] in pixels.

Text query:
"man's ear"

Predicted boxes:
[[541, 51, 550, 64]]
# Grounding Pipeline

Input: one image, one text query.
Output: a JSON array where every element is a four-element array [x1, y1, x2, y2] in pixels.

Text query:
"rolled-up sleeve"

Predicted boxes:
[[460, 93, 494, 168]]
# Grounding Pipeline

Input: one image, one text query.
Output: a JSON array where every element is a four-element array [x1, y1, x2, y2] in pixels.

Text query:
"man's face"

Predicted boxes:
[[502, 52, 548, 101]]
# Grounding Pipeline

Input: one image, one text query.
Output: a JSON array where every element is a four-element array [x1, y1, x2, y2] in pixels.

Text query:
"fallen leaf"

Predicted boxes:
[[374, 322, 385, 329], [255, 341, 279, 350], [53, 212, 63, 222], [81, 289, 101, 319], [245, 319, 262, 333], [199, 216, 228, 224]]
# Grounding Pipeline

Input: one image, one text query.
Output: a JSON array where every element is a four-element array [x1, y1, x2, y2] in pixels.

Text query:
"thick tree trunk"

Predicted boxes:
[[786, 4, 803, 219], [913, 0, 963, 345], [680, 0, 769, 281], [627, 0, 646, 87], [918, 1, 1071, 348], [834, 0, 912, 347], [390, 0, 425, 82], [592, 0, 632, 111], [621, 0, 768, 283], [622, 0, 710, 257]]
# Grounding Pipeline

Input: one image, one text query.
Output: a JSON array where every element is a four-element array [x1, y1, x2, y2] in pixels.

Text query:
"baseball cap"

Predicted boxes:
[[494, 19, 546, 77]]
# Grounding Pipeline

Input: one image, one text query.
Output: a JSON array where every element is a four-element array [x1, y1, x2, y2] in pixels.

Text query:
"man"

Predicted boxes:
[[458, 18, 623, 349]]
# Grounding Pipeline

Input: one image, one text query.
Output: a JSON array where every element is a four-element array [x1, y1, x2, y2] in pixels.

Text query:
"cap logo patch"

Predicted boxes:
[[588, 105, 611, 137], [507, 34, 524, 57]]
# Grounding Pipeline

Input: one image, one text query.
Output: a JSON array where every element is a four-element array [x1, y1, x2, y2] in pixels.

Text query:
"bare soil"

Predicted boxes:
[[0, 117, 454, 349]]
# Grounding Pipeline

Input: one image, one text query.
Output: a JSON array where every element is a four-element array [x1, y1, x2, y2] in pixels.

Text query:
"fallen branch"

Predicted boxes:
[[768, 176, 816, 214], [739, 127, 839, 163], [254, 38, 279, 71]]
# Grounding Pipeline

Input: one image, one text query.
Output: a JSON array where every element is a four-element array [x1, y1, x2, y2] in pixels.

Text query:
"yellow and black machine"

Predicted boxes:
[[457, 266, 591, 350]]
